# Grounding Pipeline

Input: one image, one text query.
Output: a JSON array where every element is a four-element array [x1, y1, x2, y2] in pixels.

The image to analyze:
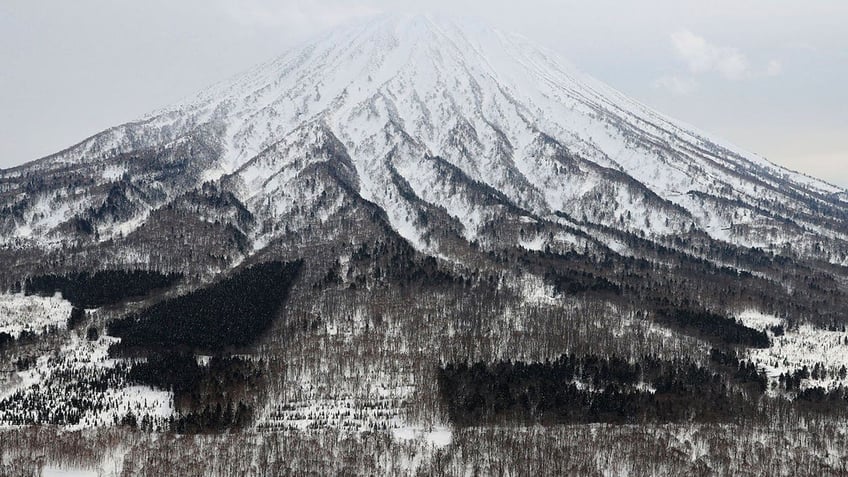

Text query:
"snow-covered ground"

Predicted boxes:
[[0, 292, 73, 338], [392, 426, 452, 447], [738, 310, 848, 390], [736, 309, 784, 330], [0, 331, 173, 428], [42, 467, 98, 477]]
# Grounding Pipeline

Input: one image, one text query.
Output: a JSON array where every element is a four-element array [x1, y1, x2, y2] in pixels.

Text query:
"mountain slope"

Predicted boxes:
[[1, 14, 845, 272], [4, 15, 848, 475]]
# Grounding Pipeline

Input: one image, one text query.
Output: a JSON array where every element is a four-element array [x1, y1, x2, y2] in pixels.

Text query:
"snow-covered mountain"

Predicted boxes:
[[2, 13, 847, 268], [5, 16, 848, 474]]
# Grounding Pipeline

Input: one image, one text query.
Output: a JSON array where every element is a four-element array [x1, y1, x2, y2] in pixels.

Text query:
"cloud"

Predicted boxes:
[[670, 30, 751, 80], [766, 59, 783, 77], [217, 0, 382, 31], [653, 75, 699, 95], [655, 30, 785, 93]]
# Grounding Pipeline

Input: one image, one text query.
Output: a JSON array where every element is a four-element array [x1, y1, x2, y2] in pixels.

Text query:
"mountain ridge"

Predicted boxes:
[[1, 13, 846, 267]]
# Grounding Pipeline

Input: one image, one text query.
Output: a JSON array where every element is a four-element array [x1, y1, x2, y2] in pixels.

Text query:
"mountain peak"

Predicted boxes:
[[2, 15, 846, 266]]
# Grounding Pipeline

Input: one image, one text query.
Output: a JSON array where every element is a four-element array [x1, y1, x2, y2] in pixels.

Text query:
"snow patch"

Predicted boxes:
[[735, 310, 783, 330], [102, 165, 127, 181], [0, 292, 73, 338], [392, 426, 453, 448], [745, 317, 848, 390], [42, 467, 98, 477]]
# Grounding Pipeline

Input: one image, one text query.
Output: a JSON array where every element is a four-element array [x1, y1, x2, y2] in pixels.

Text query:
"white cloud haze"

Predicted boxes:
[[653, 75, 699, 96], [219, 0, 380, 30], [657, 29, 787, 95], [670, 30, 751, 80], [766, 59, 783, 77]]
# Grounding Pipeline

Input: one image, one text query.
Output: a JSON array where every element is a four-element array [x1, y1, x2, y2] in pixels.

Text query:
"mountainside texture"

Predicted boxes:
[[1, 14, 848, 476]]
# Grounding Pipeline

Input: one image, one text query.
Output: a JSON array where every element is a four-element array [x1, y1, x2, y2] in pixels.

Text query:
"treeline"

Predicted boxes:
[[20, 270, 182, 308], [511, 244, 773, 348], [438, 352, 767, 426], [108, 260, 302, 354], [777, 361, 848, 392], [5, 422, 848, 476], [0, 327, 61, 351]]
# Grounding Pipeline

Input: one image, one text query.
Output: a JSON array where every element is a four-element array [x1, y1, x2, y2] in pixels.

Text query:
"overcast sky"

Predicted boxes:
[[1, 0, 846, 187]]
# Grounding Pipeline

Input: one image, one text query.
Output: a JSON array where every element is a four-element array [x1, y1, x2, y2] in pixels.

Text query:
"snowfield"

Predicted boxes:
[[0, 292, 73, 338], [0, 331, 173, 429], [739, 310, 848, 391]]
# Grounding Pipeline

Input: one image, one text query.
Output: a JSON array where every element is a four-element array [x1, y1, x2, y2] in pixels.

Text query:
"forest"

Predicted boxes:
[[1, 174, 848, 475], [655, 308, 771, 348], [107, 260, 302, 354], [437, 351, 767, 426], [20, 269, 182, 308], [127, 352, 265, 433]]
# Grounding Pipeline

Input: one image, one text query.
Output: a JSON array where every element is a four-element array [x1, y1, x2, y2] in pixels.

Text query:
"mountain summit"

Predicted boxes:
[[2, 14, 846, 268]]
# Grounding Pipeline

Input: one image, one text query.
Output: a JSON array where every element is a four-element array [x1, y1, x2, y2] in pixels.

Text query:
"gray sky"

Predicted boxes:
[[1, 0, 846, 187]]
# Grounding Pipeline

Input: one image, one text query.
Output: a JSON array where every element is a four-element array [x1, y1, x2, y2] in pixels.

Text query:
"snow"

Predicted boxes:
[[737, 311, 848, 390], [515, 273, 558, 306], [392, 426, 453, 448], [0, 292, 73, 338], [42, 468, 98, 477], [1, 19, 847, 474], [107, 385, 173, 421], [519, 235, 546, 251], [82, 14, 833, 252], [102, 164, 127, 181], [2, 13, 844, 266], [751, 323, 848, 386], [735, 310, 783, 330], [98, 210, 150, 242], [0, 330, 174, 428]]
